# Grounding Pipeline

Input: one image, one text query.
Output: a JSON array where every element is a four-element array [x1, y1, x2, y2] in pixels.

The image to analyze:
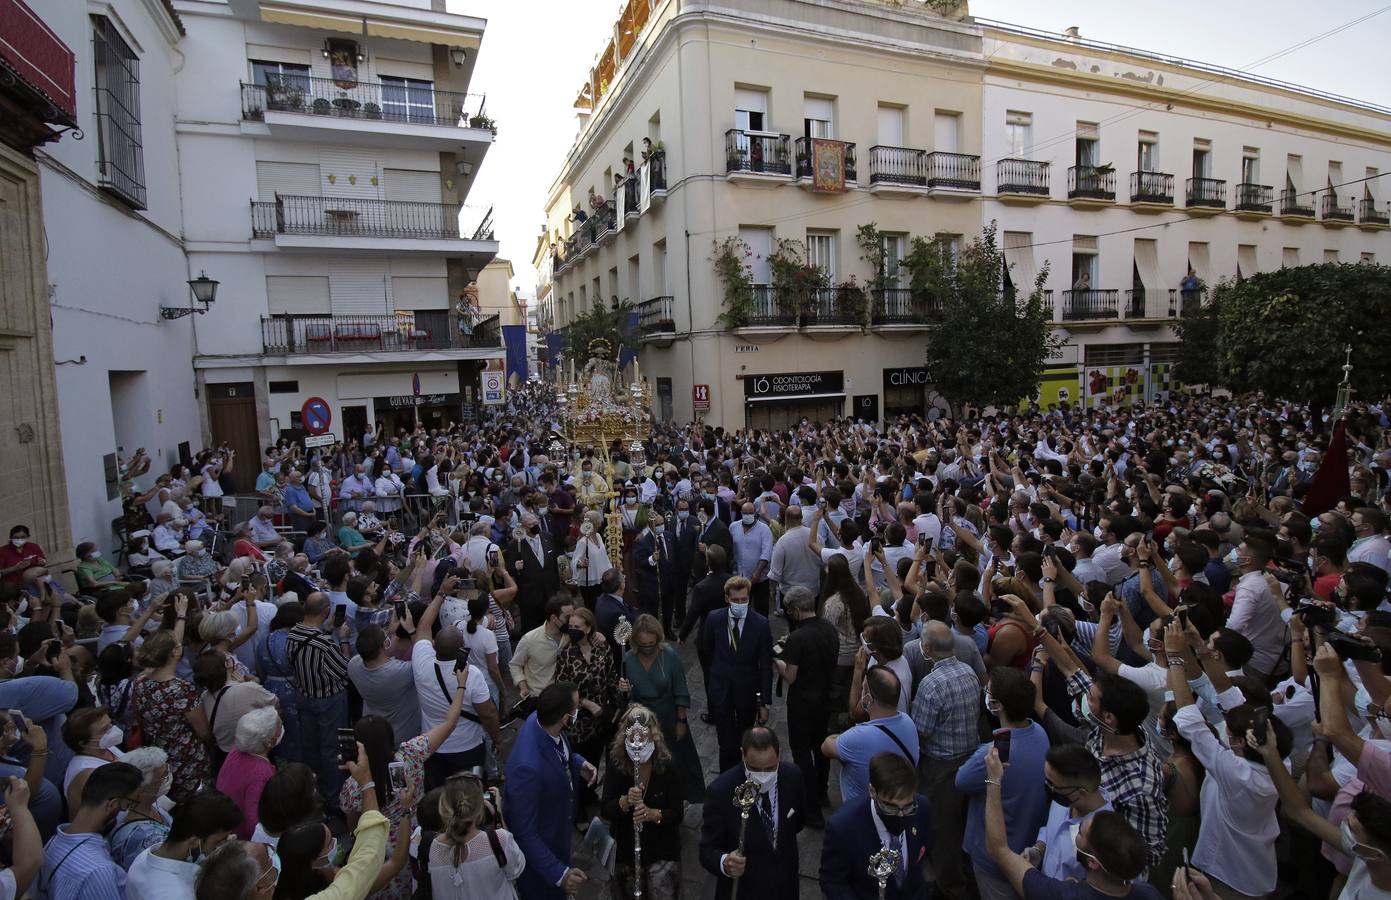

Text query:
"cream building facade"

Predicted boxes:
[[541, 0, 1391, 428]]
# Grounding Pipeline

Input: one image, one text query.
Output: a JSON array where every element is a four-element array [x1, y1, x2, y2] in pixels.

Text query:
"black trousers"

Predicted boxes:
[[579, 584, 602, 610], [423, 744, 486, 791], [750, 580, 771, 617], [713, 702, 758, 772], [787, 700, 830, 807]]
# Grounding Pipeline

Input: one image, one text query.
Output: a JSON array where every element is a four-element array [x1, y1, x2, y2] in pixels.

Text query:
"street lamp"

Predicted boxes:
[[161, 272, 219, 320], [449, 46, 468, 67]]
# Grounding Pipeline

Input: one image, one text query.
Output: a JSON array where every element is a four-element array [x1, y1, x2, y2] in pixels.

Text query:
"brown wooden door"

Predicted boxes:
[[208, 384, 261, 473]]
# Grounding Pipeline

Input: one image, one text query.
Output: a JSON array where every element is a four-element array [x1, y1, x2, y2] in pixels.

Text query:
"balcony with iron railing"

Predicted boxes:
[[1361, 198, 1390, 227], [1124, 288, 1178, 319], [640, 150, 667, 206], [1060, 289, 1119, 322], [1322, 193, 1355, 225], [866, 148, 980, 194], [240, 76, 492, 146], [1130, 171, 1174, 206], [617, 177, 640, 219], [1185, 176, 1226, 211], [1175, 288, 1206, 317], [1234, 183, 1273, 215], [801, 286, 863, 327], [794, 137, 857, 184], [250, 195, 494, 242], [637, 296, 675, 337], [260, 312, 500, 355], [1068, 165, 1116, 203], [1280, 188, 1316, 219], [745, 285, 797, 328], [870, 288, 944, 326], [725, 130, 792, 177], [997, 159, 1050, 198]]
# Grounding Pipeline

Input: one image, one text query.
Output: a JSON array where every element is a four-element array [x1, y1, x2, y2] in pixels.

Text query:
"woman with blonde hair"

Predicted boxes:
[[601, 704, 685, 899], [619, 615, 689, 745], [428, 775, 525, 899]]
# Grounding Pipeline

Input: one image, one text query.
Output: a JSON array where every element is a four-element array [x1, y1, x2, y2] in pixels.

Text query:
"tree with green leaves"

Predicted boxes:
[[912, 222, 1059, 412], [1174, 262, 1391, 406], [561, 298, 636, 362]]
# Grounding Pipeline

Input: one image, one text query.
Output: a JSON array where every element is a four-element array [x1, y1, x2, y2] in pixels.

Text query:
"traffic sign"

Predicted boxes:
[[301, 397, 332, 435], [481, 371, 505, 406], [692, 384, 711, 411]]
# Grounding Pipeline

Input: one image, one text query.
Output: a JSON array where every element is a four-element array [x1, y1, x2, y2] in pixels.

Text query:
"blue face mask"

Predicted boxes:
[[1225, 548, 1240, 567], [677, 510, 690, 521], [742, 514, 755, 526], [729, 601, 749, 620], [652, 525, 665, 535]]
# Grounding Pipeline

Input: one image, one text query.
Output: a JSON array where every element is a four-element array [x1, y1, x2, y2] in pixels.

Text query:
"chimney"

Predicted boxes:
[[1064, 26, 1080, 38]]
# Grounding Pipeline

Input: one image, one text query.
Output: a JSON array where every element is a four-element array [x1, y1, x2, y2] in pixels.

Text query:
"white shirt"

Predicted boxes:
[[411, 642, 490, 753], [462, 623, 499, 676], [306, 469, 332, 508], [572, 535, 613, 588], [1350, 535, 1391, 576], [1228, 570, 1288, 675], [1072, 556, 1106, 586], [1175, 703, 1280, 897], [126, 846, 197, 900], [1091, 543, 1130, 586], [248, 516, 279, 546], [912, 513, 943, 547], [462, 535, 499, 574], [152, 524, 184, 554]]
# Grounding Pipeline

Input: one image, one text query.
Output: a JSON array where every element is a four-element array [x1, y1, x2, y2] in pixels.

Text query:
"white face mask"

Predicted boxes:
[[746, 769, 777, 792], [10, 539, 25, 548], [98, 725, 123, 750], [634, 741, 655, 764]]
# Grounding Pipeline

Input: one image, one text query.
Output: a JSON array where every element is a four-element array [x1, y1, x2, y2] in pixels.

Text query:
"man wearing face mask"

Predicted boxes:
[[634, 514, 679, 631], [504, 512, 560, 634], [702, 577, 773, 771], [731, 502, 775, 617], [1022, 744, 1111, 883], [691, 499, 735, 585], [983, 746, 1161, 900], [820, 751, 933, 899], [128, 789, 246, 899], [699, 726, 804, 900], [1225, 534, 1286, 683], [40, 761, 144, 900]]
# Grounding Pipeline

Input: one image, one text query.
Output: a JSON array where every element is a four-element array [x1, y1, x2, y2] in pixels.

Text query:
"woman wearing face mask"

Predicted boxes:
[[573, 512, 613, 610], [0, 525, 47, 588], [75, 541, 129, 593], [1150, 700, 1202, 893], [556, 607, 619, 824], [601, 704, 686, 898], [60, 707, 125, 810], [276, 743, 390, 900], [194, 646, 276, 769], [133, 615, 212, 805], [107, 746, 175, 868]]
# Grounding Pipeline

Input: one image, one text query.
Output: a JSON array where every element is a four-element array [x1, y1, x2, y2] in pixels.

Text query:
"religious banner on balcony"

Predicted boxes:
[[811, 138, 847, 193], [638, 165, 651, 214], [615, 183, 626, 233]]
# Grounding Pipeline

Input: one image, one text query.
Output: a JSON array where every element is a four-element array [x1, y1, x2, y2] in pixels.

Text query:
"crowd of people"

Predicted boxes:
[[1, 381, 1391, 900]]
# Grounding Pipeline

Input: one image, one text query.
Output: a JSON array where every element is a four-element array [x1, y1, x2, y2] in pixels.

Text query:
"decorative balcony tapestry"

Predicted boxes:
[[811, 138, 847, 193], [327, 39, 359, 89]]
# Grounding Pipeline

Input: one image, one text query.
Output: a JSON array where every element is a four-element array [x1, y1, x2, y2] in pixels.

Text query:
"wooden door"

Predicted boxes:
[[208, 384, 261, 473]]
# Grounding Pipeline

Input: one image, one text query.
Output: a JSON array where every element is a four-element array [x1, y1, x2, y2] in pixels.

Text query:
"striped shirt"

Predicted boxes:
[[41, 827, 126, 900], [286, 623, 348, 698]]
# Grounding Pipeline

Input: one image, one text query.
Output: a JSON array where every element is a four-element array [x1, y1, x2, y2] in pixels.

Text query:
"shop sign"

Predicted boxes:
[[375, 393, 459, 410], [743, 370, 843, 399], [883, 367, 931, 387]]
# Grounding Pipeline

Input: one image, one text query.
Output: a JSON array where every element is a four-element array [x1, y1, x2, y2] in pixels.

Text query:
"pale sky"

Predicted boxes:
[[451, 0, 1391, 300]]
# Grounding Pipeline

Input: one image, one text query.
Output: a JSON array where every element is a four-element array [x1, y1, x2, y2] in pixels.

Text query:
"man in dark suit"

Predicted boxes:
[[593, 567, 639, 669], [820, 752, 934, 900], [504, 511, 560, 633], [701, 576, 773, 772], [679, 545, 732, 721], [700, 726, 804, 900], [692, 498, 735, 584], [669, 497, 701, 628], [632, 513, 679, 632], [504, 681, 598, 899]]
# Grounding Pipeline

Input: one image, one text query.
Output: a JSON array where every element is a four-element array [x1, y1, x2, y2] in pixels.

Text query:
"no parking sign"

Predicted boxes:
[[301, 397, 332, 435]]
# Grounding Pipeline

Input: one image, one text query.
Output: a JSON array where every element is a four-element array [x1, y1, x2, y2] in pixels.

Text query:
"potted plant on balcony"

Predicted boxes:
[[836, 276, 869, 326], [712, 236, 755, 329], [468, 114, 497, 134], [363, 102, 382, 119], [265, 78, 305, 112], [311, 97, 332, 115], [768, 239, 827, 324]]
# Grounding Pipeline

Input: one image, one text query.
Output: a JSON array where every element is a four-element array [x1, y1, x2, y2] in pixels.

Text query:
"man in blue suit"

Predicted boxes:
[[593, 567, 639, 669], [700, 726, 804, 899], [701, 575, 774, 771], [820, 752, 934, 899], [632, 513, 679, 631], [503, 681, 598, 899]]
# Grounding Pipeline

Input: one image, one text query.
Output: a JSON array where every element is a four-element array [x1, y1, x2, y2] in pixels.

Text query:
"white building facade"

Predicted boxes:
[[173, 0, 502, 461], [35, 0, 204, 551]]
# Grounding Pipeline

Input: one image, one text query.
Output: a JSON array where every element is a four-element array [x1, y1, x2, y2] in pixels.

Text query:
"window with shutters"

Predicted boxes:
[[804, 95, 835, 140], [380, 76, 435, 123], [881, 233, 907, 287], [734, 88, 768, 132], [1005, 111, 1032, 158], [806, 231, 837, 281], [1137, 132, 1158, 172], [251, 60, 310, 94], [91, 16, 146, 209]]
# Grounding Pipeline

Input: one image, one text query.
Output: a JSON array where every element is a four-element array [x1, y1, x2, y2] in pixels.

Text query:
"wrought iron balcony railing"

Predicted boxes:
[[1322, 193, 1355, 222], [260, 312, 500, 354], [926, 152, 982, 190], [1130, 171, 1174, 204], [725, 129, 792, 175], [240, 76, 490, 130], [1061, 289, 1119, 321], [1361, 198, 1390, 226], [1124, 288, 1176, 319], [1186, 176, 1226, 209], [997, 158, 1050, 195], [745, 285, 796, 327], [1068, 165, 1116, 200], [871, 288, 944, 325], [1280, 188, 1315, 217], [251, 195, 494, 241], [867, 148, 981, 191], [1235, 183, 1273, 213], [637, 296, 675, 334]]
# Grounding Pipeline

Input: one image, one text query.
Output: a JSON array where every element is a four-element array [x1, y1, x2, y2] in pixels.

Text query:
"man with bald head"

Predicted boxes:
[[286, 591, 352, 810], [505, 510, 561, 633], [911, 619, 982, 900], [410, 579, 499, 788]]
